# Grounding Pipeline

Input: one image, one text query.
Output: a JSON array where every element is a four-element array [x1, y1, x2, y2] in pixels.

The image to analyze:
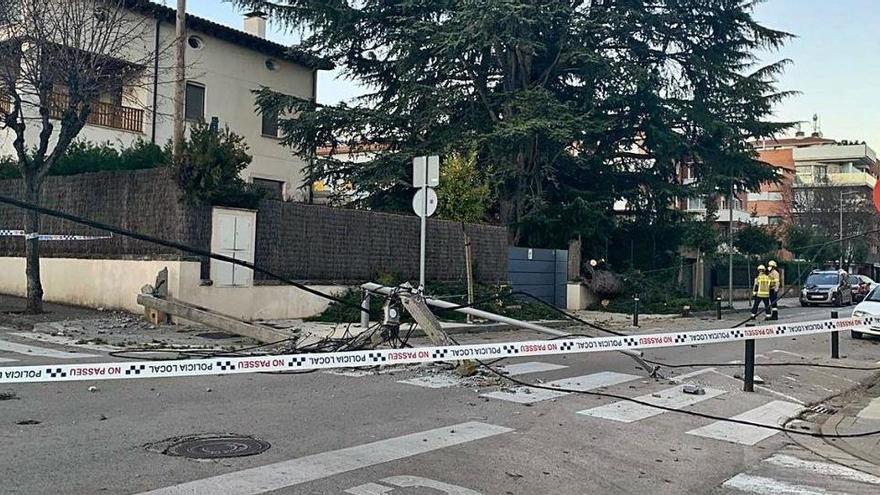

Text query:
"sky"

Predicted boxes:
[[181, 0, 880, 146]]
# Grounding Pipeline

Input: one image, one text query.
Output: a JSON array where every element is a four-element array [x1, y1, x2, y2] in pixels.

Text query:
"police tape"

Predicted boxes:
[[0, 229, 111, 241], [0, 316, 873, 384]]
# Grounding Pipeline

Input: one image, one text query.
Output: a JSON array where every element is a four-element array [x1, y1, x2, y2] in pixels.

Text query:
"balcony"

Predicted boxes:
[[49, 93, 144, 134], [794, 172, 876, 188], [793, 143, 877, 164]]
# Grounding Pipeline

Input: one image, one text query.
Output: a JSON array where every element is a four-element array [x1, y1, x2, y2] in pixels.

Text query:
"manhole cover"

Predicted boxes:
[[153, 434, 270, 459]]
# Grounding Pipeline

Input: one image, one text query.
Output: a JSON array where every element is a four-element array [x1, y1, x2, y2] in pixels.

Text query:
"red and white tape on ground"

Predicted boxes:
[[0, 316, 872, 384]]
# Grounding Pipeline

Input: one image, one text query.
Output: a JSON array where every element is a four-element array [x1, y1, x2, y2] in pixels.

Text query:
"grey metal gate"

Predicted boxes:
[[508, 247, 569, 307]]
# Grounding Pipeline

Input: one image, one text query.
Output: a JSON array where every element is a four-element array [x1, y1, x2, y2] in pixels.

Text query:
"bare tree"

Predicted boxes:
[[792, 185, 879, 267], [0, 0, 159, 312]]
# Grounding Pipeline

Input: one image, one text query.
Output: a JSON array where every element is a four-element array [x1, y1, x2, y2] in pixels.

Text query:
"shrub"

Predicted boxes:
[[173, 124, 263, 209]]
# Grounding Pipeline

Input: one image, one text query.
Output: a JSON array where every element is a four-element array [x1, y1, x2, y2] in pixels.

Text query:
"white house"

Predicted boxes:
[[0, 1, 330, 200]]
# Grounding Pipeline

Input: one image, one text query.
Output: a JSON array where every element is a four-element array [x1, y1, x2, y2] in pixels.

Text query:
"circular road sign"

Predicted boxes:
[[412, 187, 438, 218]]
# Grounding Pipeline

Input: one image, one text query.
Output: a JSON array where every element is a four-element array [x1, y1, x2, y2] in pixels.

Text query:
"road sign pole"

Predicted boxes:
[[413, 156, 439, 293], [419, 182, 427, 290]]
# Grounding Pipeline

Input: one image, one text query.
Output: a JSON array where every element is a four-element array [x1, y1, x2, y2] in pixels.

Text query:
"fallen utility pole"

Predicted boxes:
[[361, 283, 658, 376], [137, 294, 293, 344]]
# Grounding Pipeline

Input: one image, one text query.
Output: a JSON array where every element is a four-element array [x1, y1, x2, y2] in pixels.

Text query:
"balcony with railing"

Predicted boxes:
[[49, 93, 144, 134], [794, 171, 876, 188]]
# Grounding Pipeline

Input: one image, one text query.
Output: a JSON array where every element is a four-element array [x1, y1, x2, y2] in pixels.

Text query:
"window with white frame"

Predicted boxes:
[[686, 197, 705, 211]]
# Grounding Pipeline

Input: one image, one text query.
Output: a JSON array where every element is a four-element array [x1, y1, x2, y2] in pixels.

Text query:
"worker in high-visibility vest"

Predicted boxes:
[[767, 260, 781, 320], [752, 265, 773, 319]]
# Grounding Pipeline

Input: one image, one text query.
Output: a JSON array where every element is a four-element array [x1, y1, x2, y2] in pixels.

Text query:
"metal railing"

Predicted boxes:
[[49, 93, 144, 133]]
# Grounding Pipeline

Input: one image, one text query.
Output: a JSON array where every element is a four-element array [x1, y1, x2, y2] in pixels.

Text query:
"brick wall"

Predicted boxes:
[[0, 168, 211, 259], [254, 201, 508, 283]]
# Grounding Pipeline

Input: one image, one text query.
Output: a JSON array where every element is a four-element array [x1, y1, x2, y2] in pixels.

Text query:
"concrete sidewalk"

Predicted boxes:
[[820, 377, 880, 469]]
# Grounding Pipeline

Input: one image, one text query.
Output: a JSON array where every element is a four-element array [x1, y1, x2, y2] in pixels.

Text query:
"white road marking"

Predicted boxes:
[[722, 473, 847, 495], [763, 454, 880, 485], [710, 369, 805, 404], [10, 332, 118, 352], [857, 396, 880, 420], [346, 476, 481, 495], [481, 372, 640, 404], [399, 361, 568, 389], [0, 338, 98, 359], [383, 476, 481, 494], [670, 367, 716, 383], [499, 361, 567, 376], [577, 385, 725, 423], [687, 400, 804, 445], [346, 482, 391, 495], [0, 357, 18, 363], [398, 375, 461, 388], [136, 422, 512, 495], [325, 368, 396, 377]]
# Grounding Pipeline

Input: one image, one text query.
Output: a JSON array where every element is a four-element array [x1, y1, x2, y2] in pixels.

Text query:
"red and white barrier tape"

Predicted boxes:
[[0, 316, 872, 384], [0, 229, 111, 241]]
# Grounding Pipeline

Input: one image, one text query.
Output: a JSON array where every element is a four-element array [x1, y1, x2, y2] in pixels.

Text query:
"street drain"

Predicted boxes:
[[150, 434, 270, 459]]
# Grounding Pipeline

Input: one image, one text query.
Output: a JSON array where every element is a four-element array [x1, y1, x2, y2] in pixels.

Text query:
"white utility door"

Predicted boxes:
[[210, 207, 256, 287]]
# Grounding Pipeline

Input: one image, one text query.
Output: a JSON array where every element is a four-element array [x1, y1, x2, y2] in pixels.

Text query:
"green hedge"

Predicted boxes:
[[0, 140, 168, 179]]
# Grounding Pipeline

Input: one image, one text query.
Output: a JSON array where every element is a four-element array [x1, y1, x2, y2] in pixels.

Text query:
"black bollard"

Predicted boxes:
[[716, 296, 722, 320], [831, 311, 839, 359], [743, 323, 755, 392]]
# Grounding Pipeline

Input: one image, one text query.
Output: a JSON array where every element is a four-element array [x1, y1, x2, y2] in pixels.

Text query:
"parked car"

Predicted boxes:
[[850, 274, 871, 302], [799, 270, 853, 307], [851, 286, 880, 338]]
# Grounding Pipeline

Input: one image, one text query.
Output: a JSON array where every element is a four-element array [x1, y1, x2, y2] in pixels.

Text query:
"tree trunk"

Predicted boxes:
[[462, 224, 474, 324], [24, 175, 43, 314]]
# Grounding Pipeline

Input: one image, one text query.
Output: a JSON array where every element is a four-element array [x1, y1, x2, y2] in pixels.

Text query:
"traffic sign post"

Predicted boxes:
[[413, 156, 440, 291]]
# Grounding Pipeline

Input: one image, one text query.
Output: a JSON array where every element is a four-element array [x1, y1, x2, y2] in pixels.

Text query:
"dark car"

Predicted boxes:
[[800, 270, 853, 307], [850, 274, 871, 302]]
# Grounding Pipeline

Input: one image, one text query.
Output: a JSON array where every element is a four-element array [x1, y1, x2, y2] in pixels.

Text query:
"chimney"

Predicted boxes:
[[244, 11, 267, 38]]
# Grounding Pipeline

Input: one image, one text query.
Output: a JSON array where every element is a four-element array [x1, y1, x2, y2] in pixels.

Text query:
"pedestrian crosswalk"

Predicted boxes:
[[480, 372, 640, 404], [0, 335, 101, 363], [391, 359, 819, 448], [718, 451, 880, 494], [687, 400, 804, 446], [576, 384, 726, 423]]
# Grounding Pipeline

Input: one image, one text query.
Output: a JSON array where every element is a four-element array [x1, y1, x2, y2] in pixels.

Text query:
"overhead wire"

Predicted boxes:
[[0, 194, 377, 319], [4, 193, 880, 434]]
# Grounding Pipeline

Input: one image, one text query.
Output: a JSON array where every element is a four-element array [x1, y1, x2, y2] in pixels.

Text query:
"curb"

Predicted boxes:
[[819, 403, 880, 468]]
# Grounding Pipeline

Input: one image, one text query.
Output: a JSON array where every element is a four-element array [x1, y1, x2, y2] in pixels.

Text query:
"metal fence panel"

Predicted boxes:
[[508, 247, 568, 307]]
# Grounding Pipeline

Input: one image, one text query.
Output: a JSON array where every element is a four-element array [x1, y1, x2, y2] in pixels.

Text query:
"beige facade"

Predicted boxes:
[[0, 6, 323, 200]]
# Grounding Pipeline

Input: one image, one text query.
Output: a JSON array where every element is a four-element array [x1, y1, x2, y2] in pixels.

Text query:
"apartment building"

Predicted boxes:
[[0, 1, 330, 200], [752, 134, 878, 223], [677, 163, 751, 227]]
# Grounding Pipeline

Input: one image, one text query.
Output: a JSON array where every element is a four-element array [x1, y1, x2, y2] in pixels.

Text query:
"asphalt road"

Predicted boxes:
[[2, 304, 880, 494]]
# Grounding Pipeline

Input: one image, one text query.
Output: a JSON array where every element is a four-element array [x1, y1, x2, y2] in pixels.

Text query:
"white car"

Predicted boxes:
[[851, 286, 880, 338]]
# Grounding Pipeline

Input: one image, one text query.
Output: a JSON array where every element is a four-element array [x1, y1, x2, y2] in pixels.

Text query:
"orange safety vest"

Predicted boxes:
[[753, 274, 772, 298]]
